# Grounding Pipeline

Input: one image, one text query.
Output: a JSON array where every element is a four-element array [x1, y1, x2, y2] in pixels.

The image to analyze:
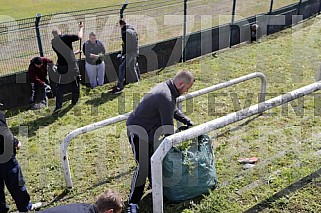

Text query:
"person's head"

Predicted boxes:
[[119, 19, 126, 28], [89, 32, 97, 44], [52, 29, 61, 37], [31, 57, 43, 68], [95, 190, 123, 213], [173, 70, 195, 95], [250, 24, 258, 32]]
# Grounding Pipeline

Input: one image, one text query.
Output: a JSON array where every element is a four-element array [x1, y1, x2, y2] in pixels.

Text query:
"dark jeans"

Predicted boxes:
[[0, 158, 32, 212], [127, 133, 153, 204], [55, 80, 79, 110], [117, 53, 140, 89]]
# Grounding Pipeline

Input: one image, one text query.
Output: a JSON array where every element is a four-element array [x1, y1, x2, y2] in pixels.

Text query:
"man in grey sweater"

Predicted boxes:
[[126, 70, 195, 213]]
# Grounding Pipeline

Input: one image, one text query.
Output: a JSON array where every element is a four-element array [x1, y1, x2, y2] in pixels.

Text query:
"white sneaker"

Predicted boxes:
[[30, 202, 42, 210], [127, 203, 139, 213], [19, 202, 42, 212]]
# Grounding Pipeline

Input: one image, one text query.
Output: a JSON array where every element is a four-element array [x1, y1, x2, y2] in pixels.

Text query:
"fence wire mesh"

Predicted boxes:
[[0, 0, 302, 77]]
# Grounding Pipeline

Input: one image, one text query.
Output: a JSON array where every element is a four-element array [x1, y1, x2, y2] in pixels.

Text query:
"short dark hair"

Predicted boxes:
[[173, 70, 195, 84], [32, 57, 43, 65], [95, 190, 123, 213]]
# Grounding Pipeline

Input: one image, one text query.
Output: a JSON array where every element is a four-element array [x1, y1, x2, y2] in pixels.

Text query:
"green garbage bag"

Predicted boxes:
[[163, 131, 218, 202]]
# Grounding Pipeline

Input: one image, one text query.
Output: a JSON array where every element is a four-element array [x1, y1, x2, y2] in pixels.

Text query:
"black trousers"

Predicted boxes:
[[127, 133, 153, 204], [55, 80, 79, 109]]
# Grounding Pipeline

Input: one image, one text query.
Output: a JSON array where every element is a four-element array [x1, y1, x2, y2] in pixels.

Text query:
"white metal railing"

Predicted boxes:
[[176, 72, 267, 126], [151, 81, 321, 213], [60, 72, 267, 188], [60, 113, 130, 188]]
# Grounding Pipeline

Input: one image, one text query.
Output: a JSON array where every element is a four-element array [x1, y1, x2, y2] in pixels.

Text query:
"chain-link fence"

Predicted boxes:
[[0, 0, 307, 77]]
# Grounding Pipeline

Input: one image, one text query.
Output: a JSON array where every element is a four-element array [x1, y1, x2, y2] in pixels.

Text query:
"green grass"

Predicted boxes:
[[0, 0, 299, 20], [3, 14, 321, 212], [0, 0, 141, 20], [0, 0, 300, 77], [2, 1, 321, 212]]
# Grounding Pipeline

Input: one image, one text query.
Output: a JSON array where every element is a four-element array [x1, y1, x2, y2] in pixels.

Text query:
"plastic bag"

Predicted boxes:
[[162, 129, 218, 202]]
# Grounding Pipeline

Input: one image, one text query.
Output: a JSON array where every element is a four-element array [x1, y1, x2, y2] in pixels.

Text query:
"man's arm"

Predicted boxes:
[[174, 106, 194, 126], [156, 94, 175, 136], [41, 57, 53, 64], [28, 64, 46, 86], [0, 111, 20, 149]]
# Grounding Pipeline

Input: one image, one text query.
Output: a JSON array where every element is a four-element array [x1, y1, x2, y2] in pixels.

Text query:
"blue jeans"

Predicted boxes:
[[0, 158, 32, 212]]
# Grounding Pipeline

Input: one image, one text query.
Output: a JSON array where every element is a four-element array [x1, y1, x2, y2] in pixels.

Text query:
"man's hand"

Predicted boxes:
[[74, 49, 82, 55], [186, 120, 194, 127], [79, 22, 84, 28]]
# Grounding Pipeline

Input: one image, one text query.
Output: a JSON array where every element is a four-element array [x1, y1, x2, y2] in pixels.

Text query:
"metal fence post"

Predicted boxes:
[[229, 0, 237, 48], [298, 0, 303, 15], [267, 0, 274, 35], [35, 14, 44, 57], [182, 0, 187, 62]]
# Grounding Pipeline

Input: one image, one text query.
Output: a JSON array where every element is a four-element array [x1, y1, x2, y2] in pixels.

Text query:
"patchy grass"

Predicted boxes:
[[3, 13, 321, 213]]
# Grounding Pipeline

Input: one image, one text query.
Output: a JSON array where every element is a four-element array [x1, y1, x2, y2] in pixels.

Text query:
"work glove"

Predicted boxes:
[[186, 120, 194, 127], [51, 65, 57, 72], [44, 84, 51, 92]]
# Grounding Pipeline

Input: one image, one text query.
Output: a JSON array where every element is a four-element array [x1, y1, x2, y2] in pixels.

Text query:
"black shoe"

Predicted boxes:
[[111, 87, 123, 94], [52, 108, 61, 114]]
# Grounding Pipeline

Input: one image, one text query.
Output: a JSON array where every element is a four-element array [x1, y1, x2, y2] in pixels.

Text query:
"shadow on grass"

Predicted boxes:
[[2, 105, 32, 118], [9, 103, 74, 137], [216, 114, 262, 138], [84, 91, 121, 106], [44, 170, 132, 207], [135, 191, 204, 213], [244, 167, 321, 213]]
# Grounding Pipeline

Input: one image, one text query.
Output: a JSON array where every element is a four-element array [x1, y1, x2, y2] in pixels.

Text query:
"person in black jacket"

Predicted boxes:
[[126, 70, 195, 213], [51, 22, 83, 114], [0, 110, 42, 212], [112, 19, 140, 94], [39, 189, 123, 213]]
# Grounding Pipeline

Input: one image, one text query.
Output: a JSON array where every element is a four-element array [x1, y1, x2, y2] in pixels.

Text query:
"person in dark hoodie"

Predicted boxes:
[[111, 19, 140, 94], [0, 109, 42, 212], [28, 56, 53, 110], [125, 70, 195, 213], [39, 189, 123, 213]]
